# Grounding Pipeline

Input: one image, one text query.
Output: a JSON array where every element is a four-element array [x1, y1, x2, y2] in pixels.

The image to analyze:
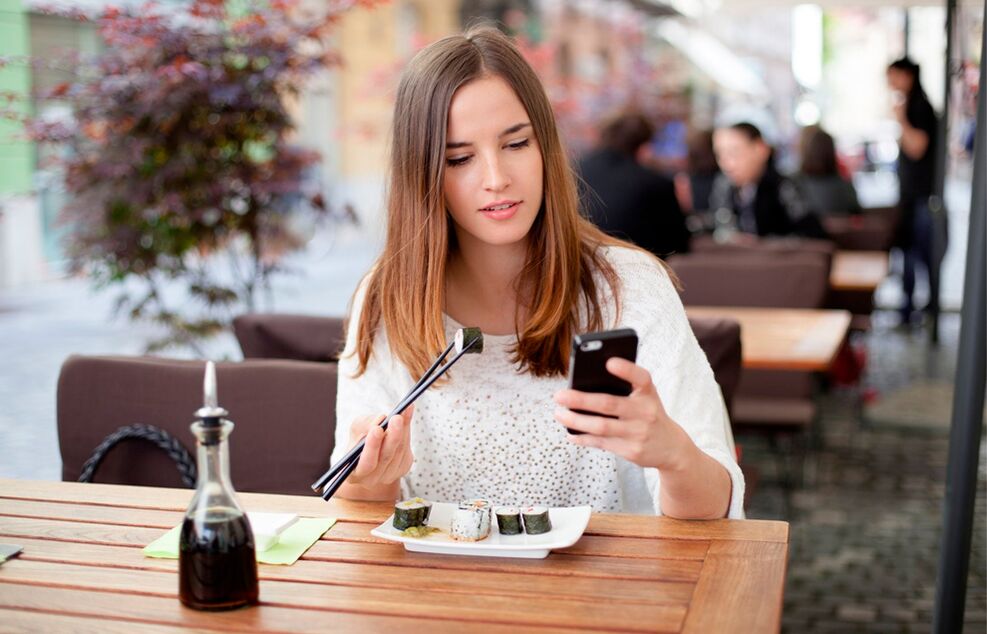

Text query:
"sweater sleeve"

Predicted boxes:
[[332, 279, 412, 464], [613, 249, 746, 519]]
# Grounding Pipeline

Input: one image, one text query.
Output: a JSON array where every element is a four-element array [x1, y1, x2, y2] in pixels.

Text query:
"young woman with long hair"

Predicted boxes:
[[331, 26, 743, 519]]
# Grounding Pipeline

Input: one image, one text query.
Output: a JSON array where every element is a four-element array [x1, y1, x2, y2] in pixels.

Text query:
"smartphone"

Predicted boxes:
[[565, 328, 638, 434]]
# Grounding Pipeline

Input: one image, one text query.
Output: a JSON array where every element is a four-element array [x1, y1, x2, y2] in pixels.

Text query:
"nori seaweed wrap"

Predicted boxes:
[[450, 499, 492, 541], [522, 506, 552, 535], [455, 327, 484, 354], [392, 497, 431, 531], [495, 507, 522, 535]]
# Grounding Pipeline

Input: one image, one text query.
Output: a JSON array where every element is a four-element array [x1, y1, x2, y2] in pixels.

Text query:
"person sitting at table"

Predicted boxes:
[[795, 125, 861, 216], [330, 25, 743, 519], [709, 122, 828, 240], [577, 111, 691, 258]]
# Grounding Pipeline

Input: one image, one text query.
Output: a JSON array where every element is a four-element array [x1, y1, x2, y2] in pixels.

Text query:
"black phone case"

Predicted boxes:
[[566, 328, 638, 434]]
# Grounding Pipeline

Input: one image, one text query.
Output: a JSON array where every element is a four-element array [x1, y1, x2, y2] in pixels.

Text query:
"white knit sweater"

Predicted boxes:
[[333, 246, 745, 518]]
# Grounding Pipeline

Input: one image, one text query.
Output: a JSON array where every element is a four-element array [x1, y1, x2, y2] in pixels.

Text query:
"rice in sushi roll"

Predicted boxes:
[[392, 497, 432, 531], [522, 506, 552, 534], [450, 499, 491, 541]]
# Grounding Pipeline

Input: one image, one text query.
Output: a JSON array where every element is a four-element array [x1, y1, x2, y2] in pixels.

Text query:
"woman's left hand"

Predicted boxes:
[[552, 357, 686, 470]]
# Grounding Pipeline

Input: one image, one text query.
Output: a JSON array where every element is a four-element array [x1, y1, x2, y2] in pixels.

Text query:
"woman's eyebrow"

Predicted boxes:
[[446, 122, 532, 149]]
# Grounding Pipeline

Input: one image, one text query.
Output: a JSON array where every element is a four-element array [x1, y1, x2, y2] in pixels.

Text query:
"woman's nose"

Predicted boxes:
[[482, 155, 510, 192]]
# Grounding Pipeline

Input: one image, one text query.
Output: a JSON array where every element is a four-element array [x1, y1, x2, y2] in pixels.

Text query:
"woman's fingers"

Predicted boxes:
[[352, 422, 384, 478], [350, 408, 415, 486], [604, 357, 655, 394], [567, 431, 642, 462], [378, 414, 410, 481], [553, 389, 625, 418], [554, 406, 619, 437]]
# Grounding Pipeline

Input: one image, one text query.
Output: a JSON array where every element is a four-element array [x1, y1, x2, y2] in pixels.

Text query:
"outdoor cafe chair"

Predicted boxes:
[[57, 355, 337, 496], [668, 250, 834, 490], [234, 313, 345, 362]]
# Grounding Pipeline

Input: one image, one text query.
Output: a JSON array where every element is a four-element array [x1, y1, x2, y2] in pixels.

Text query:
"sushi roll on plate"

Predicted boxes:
[[450, 499, 492, 541], [392, 497, 432, 531], [495, 507, 523, 535], [522, 506, 553, 534]]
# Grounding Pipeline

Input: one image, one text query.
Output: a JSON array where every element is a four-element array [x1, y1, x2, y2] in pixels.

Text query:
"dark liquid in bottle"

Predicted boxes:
[[179, 512, 259, 610]]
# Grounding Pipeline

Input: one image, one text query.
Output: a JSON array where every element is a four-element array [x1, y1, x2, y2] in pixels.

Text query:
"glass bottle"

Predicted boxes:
[[179, 362, 259, 610]]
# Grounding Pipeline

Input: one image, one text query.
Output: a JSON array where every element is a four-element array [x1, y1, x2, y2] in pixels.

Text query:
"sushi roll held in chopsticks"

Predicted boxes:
[[392, 497, 432, 531], [450, 499, 492, 541], [522, 506, 553, 535], [454, 327, 484, 355]]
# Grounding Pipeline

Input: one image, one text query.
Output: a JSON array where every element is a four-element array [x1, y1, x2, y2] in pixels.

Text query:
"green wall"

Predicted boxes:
[[0, 0, 33, 195]]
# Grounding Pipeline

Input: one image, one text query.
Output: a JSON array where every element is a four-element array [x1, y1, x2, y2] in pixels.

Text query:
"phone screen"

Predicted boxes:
[[566, 328, 638, 434]]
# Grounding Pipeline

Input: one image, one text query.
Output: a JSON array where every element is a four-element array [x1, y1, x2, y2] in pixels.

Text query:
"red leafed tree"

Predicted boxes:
[[13, 0, 377, 353]]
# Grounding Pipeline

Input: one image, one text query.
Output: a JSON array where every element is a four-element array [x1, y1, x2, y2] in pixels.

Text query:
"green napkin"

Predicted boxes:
[[143, 517, 336, 566]]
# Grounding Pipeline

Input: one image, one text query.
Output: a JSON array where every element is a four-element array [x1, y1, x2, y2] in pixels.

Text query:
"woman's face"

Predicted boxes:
[[713, 128, 770, 187], [442, 75, 544, 252]]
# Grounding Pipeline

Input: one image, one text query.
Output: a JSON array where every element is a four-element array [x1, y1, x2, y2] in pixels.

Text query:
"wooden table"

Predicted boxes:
[[0, 479, 788, 633], [830, 251, 889, 292], [687, 307, 852, 372]]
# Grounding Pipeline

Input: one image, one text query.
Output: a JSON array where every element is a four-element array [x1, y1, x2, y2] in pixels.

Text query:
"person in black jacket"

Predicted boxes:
[[708, 122, 828, 240], [577, 112, 690, 258], [887, 57, 940, 323]]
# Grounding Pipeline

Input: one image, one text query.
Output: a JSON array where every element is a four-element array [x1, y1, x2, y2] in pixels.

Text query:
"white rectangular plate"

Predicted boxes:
[[370, 503, 592, 559]]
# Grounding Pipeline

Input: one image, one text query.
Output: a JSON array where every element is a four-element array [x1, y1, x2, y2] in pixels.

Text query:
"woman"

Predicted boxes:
[[886, 57, 940, 324], [796, 126, 861, 216], [332, 26, 742, 519]]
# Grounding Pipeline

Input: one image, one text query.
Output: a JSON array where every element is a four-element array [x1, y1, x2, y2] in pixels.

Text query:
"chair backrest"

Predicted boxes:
[[57, 355, 337, 495], [688, 316, 742, 413], [233, 314, 345, 362], [669, 251, 831, 309], [821, 205, 899, 251]]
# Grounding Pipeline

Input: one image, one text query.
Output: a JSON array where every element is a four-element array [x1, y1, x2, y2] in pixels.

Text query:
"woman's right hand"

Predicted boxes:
[[345, 406, 415, 491]]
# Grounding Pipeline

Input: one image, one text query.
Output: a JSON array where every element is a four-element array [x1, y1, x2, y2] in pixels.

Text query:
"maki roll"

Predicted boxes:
[[495, 507, 522, 535], [450, 499, 492, 541], [522, 506, 552, 535], [454, 327, 484, 355], [392, 497, 432, 531]]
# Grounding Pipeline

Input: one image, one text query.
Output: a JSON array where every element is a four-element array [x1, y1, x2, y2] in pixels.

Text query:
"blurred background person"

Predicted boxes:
[[675, 128, 720, 215], [578, 112, 690, 258], [886, 57, 940, 324], [709, 122, 828, 240], [796, 126, 861, 216]]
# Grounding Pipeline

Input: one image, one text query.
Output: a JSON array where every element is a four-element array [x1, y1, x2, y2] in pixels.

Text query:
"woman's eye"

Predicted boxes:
[[446, 155, 471, 167], [507, 138, 530, 150]]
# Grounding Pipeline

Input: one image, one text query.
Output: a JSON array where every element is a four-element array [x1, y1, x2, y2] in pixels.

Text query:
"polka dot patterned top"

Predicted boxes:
[[333, 246, 745, 517]]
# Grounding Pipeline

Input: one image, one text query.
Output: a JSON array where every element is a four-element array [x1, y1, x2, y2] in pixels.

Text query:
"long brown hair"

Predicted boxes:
[[353, 25, 629, 380]]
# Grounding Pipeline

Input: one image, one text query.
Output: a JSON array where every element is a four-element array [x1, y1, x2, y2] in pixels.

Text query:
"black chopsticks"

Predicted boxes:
[[312, 328, 483, 501]]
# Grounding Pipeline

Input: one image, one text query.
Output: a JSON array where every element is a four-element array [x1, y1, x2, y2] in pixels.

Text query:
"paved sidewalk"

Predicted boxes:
[[744, 313, 986, 633]]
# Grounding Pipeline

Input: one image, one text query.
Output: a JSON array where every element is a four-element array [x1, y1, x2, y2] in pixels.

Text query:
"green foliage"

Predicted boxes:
[[18, 0, 367, 353]]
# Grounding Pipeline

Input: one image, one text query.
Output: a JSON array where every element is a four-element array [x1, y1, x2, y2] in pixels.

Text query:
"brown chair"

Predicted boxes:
[[821, 205, 899, 252], [233, 314, 345, 362], [669, 250, 834, 490], [669, 250, 832, 309], [688, 316, 742, 416], [57, 355, 337, 496]]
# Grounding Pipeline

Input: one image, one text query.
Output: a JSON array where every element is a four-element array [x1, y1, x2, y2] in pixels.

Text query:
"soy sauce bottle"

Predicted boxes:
[[179, 362, 259, 610]]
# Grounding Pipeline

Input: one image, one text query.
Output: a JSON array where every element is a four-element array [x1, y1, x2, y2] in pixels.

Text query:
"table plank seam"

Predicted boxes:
[[9, 553, 689, 607], [0, 577, 670, 633], [0, 605, 255, 634]]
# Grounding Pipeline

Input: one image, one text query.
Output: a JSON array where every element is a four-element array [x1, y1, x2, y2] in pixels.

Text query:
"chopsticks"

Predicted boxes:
[[312, 329, 482, 501]]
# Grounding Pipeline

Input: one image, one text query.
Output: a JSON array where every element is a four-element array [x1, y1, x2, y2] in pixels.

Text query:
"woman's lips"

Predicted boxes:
[[479, 201, 520, 220]]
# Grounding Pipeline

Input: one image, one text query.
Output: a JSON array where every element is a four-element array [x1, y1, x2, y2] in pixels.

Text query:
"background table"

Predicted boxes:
[[687, 307, 852, 372], [830, 251, 890, 292], [0, 479, 788, 633]]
